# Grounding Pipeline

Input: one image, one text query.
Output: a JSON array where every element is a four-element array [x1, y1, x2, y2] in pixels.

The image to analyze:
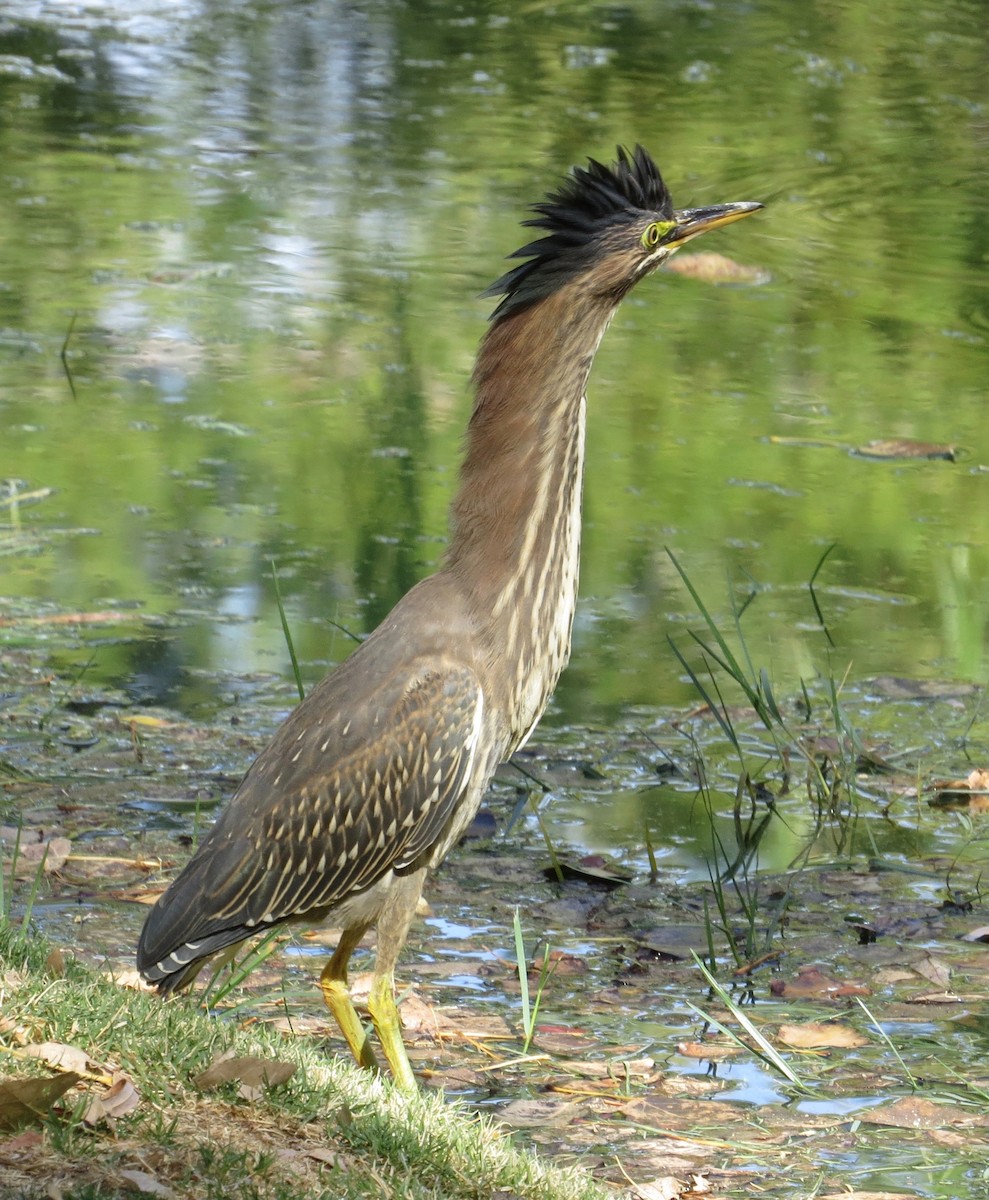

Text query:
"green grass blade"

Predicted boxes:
[[692, 952, 804, 1086], [809, 542, 837, 648], [512, 907, 532, 1045], [271, 559, 305, 702]]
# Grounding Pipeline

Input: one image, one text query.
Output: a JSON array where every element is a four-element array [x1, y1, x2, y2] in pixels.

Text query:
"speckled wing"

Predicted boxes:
[[137, 663, 483, 986]]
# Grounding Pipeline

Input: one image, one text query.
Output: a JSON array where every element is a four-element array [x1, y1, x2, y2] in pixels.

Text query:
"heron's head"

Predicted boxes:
[[483, 145, 762, 320]]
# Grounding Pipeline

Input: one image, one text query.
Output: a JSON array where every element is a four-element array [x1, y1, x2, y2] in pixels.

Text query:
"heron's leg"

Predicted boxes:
[[319, 923, 378, 1072], [366, 868, 427, 1093]]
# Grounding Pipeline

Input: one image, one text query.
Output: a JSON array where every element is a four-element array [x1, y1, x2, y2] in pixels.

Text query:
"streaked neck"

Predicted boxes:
[[444, 285, 616, 737]]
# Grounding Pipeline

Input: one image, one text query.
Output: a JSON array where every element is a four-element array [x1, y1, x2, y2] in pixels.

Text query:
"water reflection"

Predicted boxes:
[[1, 0, 988, 728]]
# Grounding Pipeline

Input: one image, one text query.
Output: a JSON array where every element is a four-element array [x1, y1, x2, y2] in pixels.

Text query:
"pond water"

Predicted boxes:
[[2, 3, 989, 1196], [2, 0, 988, 726]]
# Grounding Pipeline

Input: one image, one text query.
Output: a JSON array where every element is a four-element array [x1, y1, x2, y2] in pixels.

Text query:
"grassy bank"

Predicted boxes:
[[0, 925, 611, 1200]]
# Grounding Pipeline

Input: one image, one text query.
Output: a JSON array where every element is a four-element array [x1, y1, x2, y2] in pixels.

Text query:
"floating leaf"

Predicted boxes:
[[15, 837, 72, 877], [776, 1022, 868, 1049], [676, 1040, 741, 1061], [909, 954, 951, 990], [769, 965, 870, 1000], [663, 251, 769, 285], [928, 768, 989, 809], [861, 1096, 989, 1129], [540, 857, 633, 888], [852, 438, 958, 461]]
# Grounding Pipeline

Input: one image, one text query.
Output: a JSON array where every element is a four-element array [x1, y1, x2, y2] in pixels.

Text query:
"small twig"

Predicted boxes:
[[60, 312, 78, 401]]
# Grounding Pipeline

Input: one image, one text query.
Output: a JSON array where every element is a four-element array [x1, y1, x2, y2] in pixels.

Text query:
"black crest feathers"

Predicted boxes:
[[482, 145, 673, 319]]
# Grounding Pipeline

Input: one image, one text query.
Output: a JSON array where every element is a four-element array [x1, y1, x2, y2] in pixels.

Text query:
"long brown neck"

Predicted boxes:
[[444, 282, 617, 743]]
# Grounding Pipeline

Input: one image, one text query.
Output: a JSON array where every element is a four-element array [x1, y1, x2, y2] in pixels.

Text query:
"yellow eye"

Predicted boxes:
[[641, 221, 673, 249]]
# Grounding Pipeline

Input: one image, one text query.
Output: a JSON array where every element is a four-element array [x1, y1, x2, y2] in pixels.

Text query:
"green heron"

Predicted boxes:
[[137, 146, 761, 1091]]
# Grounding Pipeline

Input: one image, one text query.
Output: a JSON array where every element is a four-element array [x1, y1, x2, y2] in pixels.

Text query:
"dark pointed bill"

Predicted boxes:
[[669, 201, 763, 245]]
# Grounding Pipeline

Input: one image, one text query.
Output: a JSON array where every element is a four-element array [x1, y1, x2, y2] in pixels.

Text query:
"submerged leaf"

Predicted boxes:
[[495, 1097, 583, 1128]]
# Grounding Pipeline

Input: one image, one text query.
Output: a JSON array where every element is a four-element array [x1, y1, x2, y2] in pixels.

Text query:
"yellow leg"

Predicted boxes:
[[366, 867, 428, 1093], [367, 969, 416, 1093], [319, 925, 379, 1073]]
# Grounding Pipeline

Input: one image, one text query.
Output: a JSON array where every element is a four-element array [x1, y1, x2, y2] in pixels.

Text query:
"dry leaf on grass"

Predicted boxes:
[[83, 1075, 140, 1125], [22, 1041, 99, 1076], [0, 1128, 43, 1155], [119, 1168, 173, 1196], [776, 1022, 868, 1049], [0, 1072, 82, 1131], [193, 1053, 296, 1098]]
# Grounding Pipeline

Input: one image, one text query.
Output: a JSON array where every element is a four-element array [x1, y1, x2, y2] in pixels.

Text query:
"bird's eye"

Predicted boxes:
[[641, 221, 673, 249]]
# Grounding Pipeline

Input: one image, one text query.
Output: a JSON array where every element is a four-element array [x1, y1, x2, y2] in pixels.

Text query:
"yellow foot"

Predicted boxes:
[[319, 968, 379, 1073], [367, 972, 417, 1092]]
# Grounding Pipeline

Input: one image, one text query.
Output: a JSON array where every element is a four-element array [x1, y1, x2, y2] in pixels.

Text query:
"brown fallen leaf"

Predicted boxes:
[[628, 1177, 685, 1200], [193, 1053, 296, 1095], [22, 1042, 96, 1077], [541, 858, 633, 888], [769, 964, 871, 1000], [530, 949, 589, 977], [853, 438, 958, 461], [776, 1021, 868, 1050], [928, 768, 989, 809], [119, 1168, 173, 1196], [83, 1075, 141, 1125], [909, 954, 951, 989], [819, 1192, 921, 1199], [0, 1129, 43, 1154], [559, 1056, 657, 1080], [676, 1041, 741, 1061], [861, 1096, 989, 1129], [14, 837, 72, 877], [0, 1072, 82, 1131]]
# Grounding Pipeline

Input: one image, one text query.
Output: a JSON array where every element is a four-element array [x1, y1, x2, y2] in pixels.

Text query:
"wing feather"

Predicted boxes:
[[138, 661, 484, 982]]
